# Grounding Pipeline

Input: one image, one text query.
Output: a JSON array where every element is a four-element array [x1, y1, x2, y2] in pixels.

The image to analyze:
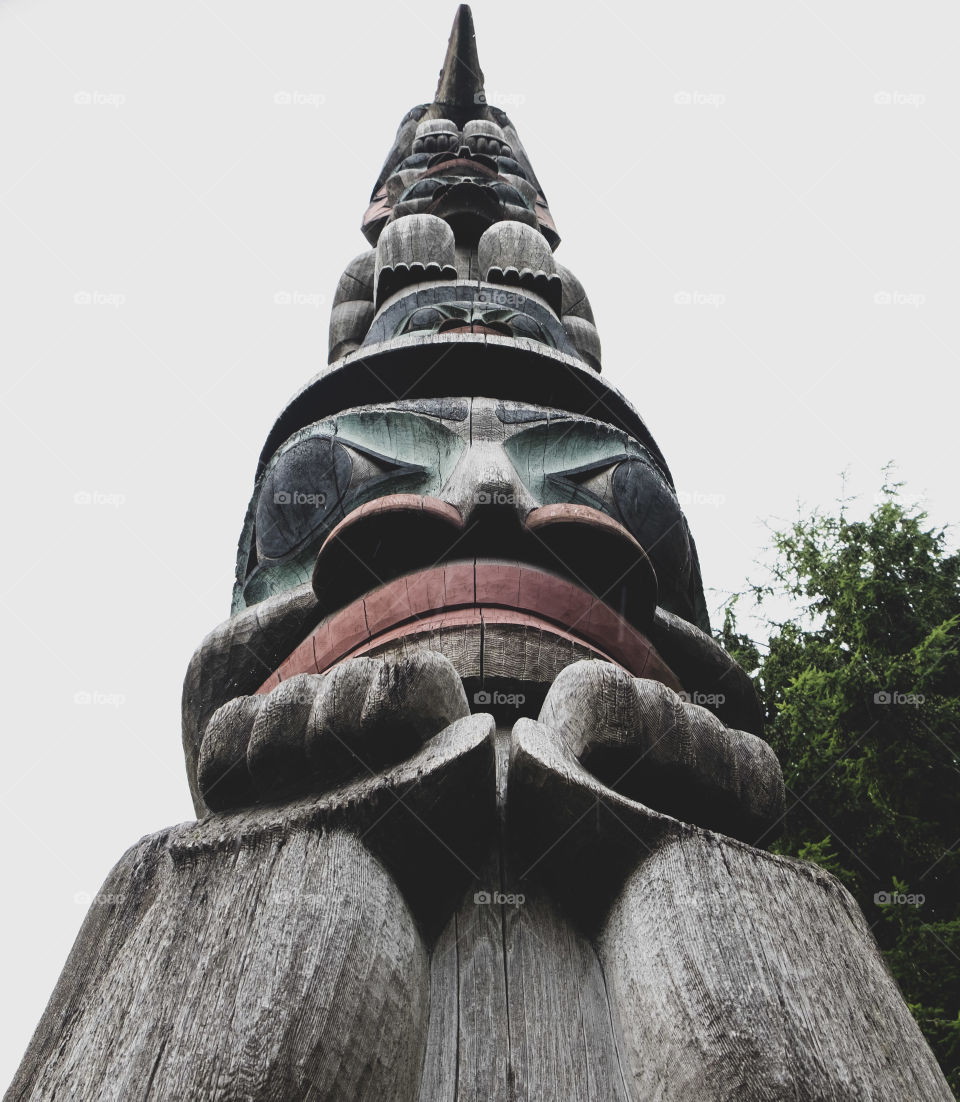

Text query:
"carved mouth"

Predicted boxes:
[[231, 493, 672, 684], [250, 495, 673, 691], [256, 560, 680, 694], [310, 496, 657, 620], [245, 495, 683, 692]]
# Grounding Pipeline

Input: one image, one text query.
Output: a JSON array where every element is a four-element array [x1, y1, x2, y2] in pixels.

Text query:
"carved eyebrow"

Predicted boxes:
[[495, 402, 560, 424], [549, 454, 632, 479]]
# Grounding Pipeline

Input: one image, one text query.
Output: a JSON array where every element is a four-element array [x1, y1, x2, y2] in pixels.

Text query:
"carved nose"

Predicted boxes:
[[440, 441, 536, 529]]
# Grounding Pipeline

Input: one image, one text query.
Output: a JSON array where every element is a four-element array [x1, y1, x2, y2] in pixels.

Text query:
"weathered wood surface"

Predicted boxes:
[[11, 689, 952, 1099], [538, 660, 783, 844], [7, 714, 495, 1102], [604, 833, 947, 1100], [508, 713, 953, 1100]]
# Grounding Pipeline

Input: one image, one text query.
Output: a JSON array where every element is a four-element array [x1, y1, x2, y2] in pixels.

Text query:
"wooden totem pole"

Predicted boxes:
[[8, 8, 952, 1100]]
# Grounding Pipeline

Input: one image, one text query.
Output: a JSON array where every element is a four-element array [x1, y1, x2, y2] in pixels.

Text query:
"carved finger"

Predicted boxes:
[[197, 696, 262, 812], [306, 650, 470, 782], [536, 659, 784, 843], [198, 651, 471, 812]]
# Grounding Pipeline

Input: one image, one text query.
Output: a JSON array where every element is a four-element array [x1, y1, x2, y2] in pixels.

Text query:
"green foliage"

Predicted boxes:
[[722, 475, 960, 1091]]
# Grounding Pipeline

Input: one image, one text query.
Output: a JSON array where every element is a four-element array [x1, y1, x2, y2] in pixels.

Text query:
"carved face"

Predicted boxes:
[[363, 112, 559, 248], [184, 394, 760, 820], [236, 397, 707, 632]]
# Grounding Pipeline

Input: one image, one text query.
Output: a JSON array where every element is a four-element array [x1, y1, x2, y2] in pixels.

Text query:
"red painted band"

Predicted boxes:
[[256, 561, 679, 694]]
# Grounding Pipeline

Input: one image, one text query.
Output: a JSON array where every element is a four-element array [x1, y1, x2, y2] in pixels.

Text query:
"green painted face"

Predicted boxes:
[[238, 407, 466, 607], [235, 398, 707, 631]]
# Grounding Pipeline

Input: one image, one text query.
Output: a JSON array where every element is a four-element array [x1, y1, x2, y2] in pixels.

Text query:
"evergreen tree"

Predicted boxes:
[[721, 476, 960, 1090]]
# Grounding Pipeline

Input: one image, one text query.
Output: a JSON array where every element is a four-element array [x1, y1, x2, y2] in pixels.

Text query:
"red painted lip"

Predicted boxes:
[[255, 561, 680, 695], [422, 157, 500, 180]]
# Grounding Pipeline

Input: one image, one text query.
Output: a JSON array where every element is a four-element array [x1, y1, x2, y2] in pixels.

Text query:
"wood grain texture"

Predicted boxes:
[[9, 713, 497, 1102], [508, 715, 953, 1099], [10, 700, 952, 1099], [603, 832, 953, 1100], [201, 650, 470, 811], [182, 582, 320, 815], [7, 828, 430, 1102], [537, 659, 784, 844]]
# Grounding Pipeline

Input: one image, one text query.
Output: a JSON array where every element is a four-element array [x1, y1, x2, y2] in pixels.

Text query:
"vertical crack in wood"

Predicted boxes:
[[453, 910, 461, 1102], [596, 949, 632, 1102]]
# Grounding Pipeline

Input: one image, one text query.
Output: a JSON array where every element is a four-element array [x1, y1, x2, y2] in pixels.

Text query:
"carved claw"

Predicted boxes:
[[198, 650, 470, 812], [534, 659, 784, 844]]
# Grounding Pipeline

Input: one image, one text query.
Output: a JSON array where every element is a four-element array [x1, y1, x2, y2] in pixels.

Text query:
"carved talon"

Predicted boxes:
[[198, 651, 470, 811], [535, 659, 784, 843]]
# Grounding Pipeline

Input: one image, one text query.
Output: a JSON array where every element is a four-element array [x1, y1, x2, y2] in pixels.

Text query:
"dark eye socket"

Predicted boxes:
[[402, 178, 445, 202], [496, 156, 525, 177], [612, 458, 694, 615], [255, 437, 352, 561], [504, 313, 546, 341], [396, 153, 433, 171], [401, 306, 455, 334]]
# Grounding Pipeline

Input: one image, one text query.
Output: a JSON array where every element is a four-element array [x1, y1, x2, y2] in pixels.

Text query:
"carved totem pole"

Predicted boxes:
[[9, 8, 952, 1100]]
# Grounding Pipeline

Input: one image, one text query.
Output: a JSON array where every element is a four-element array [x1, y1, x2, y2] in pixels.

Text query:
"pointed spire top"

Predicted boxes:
[[434, 5, 485, 113]]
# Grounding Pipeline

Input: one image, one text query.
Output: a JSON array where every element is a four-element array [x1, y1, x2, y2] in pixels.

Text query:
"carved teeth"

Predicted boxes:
[[198, 651, 470, 812], [477, 220, 562, 313], [374, 213, 458, 307]]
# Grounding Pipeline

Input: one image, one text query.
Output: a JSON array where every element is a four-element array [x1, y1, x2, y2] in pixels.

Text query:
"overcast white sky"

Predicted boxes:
[[1, 0, 958, 1084]]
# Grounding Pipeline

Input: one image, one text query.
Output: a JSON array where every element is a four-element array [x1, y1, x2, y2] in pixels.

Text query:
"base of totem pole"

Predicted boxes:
[[8, 717, 949, 1101]]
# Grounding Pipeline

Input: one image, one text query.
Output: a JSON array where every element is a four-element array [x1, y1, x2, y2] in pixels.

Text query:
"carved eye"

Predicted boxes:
[[396, 152, 433, 172], [496, 156, 526, 178], [255, 437, 352, 562], [397, 306, 462, 335], [400, 178, 446, 203], [611, 458, 694, 618], [502, 313, 547, 341]]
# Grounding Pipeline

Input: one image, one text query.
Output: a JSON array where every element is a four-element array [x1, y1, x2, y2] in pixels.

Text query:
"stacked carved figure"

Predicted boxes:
[[8, 7, 952, 1101]]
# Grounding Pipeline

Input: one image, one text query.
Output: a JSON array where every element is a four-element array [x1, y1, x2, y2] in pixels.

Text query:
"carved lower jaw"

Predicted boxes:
[[255, 561, 682, 709]]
